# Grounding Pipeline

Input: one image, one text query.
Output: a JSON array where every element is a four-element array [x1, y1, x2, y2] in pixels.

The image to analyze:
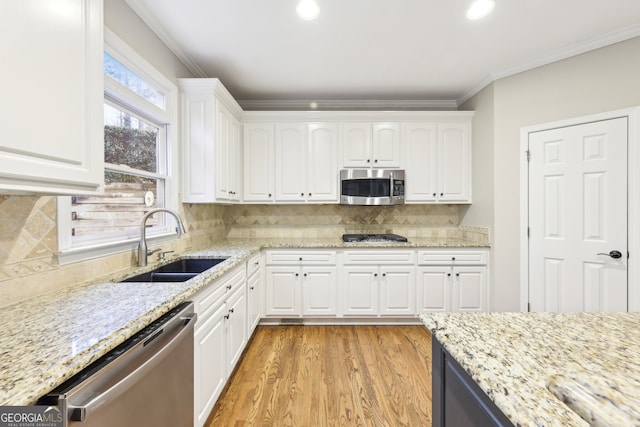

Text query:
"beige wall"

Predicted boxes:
[[465, 36, 640, 311], [104, 0, 194, 81]]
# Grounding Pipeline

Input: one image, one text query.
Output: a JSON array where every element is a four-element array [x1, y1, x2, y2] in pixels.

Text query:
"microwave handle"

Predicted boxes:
[[390, 172, 394, 199]]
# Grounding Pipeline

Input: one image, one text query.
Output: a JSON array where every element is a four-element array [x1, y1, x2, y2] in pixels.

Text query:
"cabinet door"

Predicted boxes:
[[342, 123, 372, 167], [302, 266, 337, 315], [307, 123, 339, 202], [243, 123, 275, 202], [265, 267, 302, 316], [226, 286, 247, 371], [342, 267, 378, 315], [372, 123, 401, 168], [379, 266, 415, 315], [0, 0, 104, 195], [228, 115, 242, 201], [417, 267, 452, 312], [194, 303, 227, 427], [275, 124, 306, 201], [451, 266, 486, 312], [404, 123, 438, 202], [438, 123, 471, 203], [215, 101, 231, 200], [247, 270, 261, 335]]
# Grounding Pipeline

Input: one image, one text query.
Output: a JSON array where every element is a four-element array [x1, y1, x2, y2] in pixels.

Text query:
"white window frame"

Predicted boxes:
[[56, 27, 179, 265]]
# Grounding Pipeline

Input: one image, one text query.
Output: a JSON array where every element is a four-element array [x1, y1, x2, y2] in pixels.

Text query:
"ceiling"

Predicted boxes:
[[126, 0, 640, 109]]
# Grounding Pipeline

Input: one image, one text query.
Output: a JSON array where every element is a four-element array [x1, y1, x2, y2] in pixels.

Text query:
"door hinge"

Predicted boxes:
[[527, 303, 531, 312], [526, 150, 531, 162], [527, 227, 530, 238]]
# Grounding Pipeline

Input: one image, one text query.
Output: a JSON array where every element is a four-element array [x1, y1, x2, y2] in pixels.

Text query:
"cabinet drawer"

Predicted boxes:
[[193, 265, 245, 317], [247, 252, 262, 277], [193, 280, 226, 320], [266, 250, 336, 265], [343, 250, 416, 265], [417, 250, 488, 266]]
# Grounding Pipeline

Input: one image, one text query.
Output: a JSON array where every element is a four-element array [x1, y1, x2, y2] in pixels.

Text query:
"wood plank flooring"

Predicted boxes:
[[205, 325, 432, 427]]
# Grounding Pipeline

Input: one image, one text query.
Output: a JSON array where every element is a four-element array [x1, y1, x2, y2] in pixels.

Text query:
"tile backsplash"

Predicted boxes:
[[225, 204, 461, 238], [0, 198, 486, 306]]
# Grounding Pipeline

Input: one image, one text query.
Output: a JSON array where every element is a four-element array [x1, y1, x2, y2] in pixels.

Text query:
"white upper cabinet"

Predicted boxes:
[[306, 123, 339, 202], [275, 123, 307, 202], [404, 121, 472, 203], [178, 78, 243, 203], [243, 123, 275, 202], [342, 123, 401, 168], [246, 121, 338, 204], [0, 0, 104, 195]]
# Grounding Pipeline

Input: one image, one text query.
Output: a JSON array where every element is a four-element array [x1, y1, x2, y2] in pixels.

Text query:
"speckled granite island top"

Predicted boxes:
[[0, 236, 487, 406], [421, 312, 640, 427]]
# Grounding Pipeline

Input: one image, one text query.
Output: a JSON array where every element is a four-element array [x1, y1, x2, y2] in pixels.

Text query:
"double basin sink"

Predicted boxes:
[[121, 257, 229, 282]]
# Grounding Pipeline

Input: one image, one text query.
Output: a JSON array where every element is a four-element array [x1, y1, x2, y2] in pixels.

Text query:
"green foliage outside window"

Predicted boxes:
[[104, 125, 157, 183]]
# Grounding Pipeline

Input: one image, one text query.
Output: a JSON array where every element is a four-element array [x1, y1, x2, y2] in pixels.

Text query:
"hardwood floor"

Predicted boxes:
[[205, 325, 432, 427]]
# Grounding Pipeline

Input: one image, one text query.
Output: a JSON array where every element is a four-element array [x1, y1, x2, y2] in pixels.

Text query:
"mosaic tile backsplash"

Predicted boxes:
[[0, 197, 487, 306]]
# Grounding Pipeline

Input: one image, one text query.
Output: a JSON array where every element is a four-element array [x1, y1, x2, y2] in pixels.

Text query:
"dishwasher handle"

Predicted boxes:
[[69, 311, 196, 422]]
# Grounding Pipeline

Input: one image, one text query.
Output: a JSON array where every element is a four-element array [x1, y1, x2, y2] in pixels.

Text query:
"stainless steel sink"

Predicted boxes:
[[121, 257, 229, 282]]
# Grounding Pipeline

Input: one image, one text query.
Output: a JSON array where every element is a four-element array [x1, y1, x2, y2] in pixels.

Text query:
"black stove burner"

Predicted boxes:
[[342, 233, 408, 243]]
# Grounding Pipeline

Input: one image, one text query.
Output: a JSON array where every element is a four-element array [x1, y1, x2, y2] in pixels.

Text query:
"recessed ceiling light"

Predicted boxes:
[[466, 0, 495, 20], [296, 0, 320, 20]]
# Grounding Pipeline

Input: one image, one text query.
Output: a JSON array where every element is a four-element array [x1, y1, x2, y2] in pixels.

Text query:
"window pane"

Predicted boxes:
[[104, 51, 165, 109], [71, 172, 165, 239], [104, 103, 158, 173]]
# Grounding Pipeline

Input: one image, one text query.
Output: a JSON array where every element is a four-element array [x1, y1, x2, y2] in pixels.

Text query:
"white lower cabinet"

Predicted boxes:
[[264, 250, 337, 317], [341, 250, 416, 317], [192, 265, 247, 427], [246, 253, 262, 335], [417, 250, 488, 313], [342, 265, 415, 316], [194, 303, 226, 425]]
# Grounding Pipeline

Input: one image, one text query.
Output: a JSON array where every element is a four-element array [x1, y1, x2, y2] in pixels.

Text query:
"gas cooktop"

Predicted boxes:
[[342, 233, 408, 243]]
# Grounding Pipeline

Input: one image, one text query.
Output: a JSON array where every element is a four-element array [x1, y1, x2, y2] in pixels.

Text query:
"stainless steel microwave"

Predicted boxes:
[[340, 169, 405, 205]]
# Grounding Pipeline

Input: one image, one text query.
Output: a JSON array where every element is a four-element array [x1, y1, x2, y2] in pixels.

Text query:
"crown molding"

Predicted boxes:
[[458, 23, 640, 105], [125, 0, 208, 78], [238, 99, 459, 111]]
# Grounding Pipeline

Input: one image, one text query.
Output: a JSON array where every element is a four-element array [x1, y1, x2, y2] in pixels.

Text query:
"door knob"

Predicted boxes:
[[597, 250, 623, 259]]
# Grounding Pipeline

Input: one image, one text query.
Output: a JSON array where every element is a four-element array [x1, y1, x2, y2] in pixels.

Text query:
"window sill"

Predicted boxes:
[[55, 232, 179, 266]]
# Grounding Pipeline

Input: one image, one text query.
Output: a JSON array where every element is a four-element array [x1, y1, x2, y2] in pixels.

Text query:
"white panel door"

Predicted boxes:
[[275, 124, 306, 202], [379, 266, 415, 315], [417, 267, 451, 312], [302, 266, 337, 315], [342, 123, 372, 167], [451, 267, 486, 312], [439, 123, 471, 202], [342, 267, 378, 315], [265, 267, 301, 316], [307, 123, 339, 202], [404, 123, 438, 202], [194, 303, 227, 427], [373, 123, 401, 168], [243, 124, 274, 202], [226, 287, 247, 371], [529, 118, 628, 312], [215, 102, 231, 200]]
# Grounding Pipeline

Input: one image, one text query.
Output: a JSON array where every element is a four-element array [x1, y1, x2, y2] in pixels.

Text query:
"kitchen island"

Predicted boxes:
[[421, 312, 640, 426]]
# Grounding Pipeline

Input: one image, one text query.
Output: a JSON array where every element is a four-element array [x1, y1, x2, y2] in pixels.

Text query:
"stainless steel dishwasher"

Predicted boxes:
[[38, 302, 196, 427]]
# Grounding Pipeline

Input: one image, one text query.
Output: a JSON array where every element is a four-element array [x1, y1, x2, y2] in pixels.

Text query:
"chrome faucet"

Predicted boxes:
[[138, 208, 186, 267]]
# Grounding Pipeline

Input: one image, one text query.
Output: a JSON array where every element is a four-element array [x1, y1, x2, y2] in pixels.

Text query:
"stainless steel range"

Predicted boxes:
[[342, 233, 408, 243]]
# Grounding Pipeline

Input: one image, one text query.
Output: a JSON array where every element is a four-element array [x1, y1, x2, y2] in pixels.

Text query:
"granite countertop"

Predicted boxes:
[[0, 236, 487, 406], [421, 312, 640, 427]]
